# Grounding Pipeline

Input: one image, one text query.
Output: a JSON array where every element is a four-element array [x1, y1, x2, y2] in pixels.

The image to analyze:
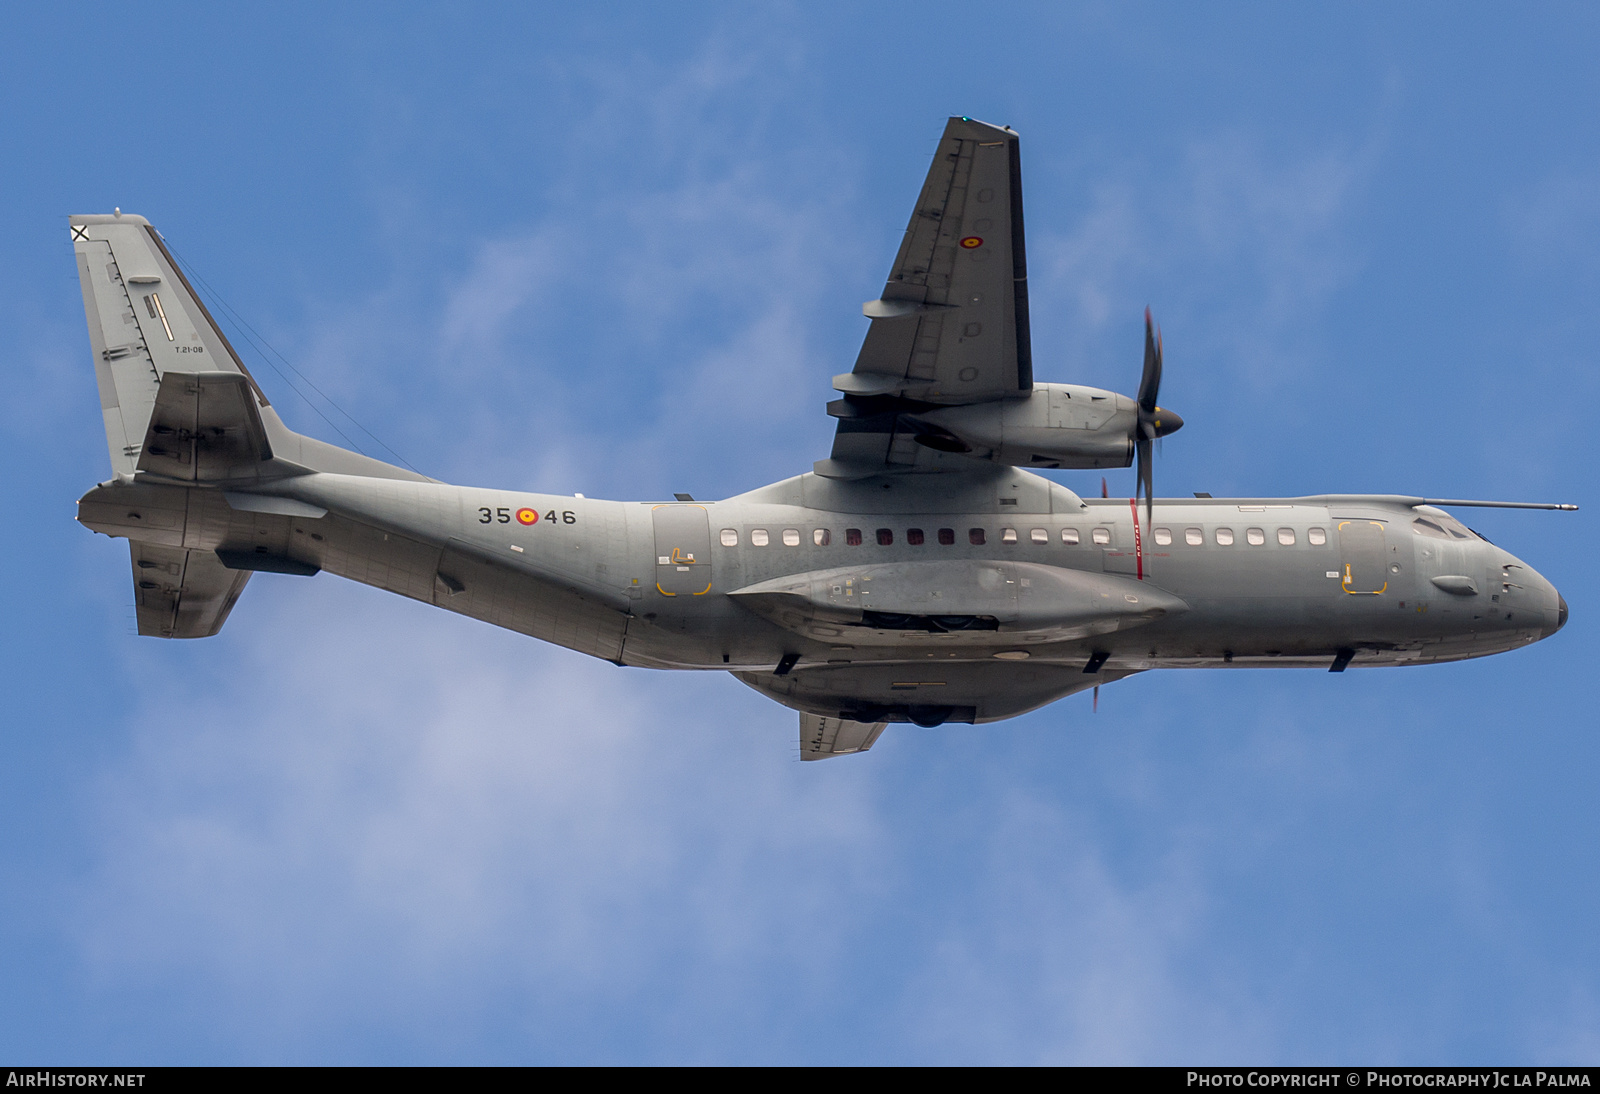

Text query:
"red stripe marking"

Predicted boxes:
[[1128, 497, 1144, 580]]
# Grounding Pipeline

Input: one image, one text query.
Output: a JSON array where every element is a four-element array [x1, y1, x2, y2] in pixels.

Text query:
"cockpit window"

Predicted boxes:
[[1413, 515, 1473, 540]]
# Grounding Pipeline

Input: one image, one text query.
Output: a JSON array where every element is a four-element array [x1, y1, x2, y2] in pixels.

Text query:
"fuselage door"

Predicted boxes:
[[1337, 519, 1388, 594], [652, 504, 712, 596]]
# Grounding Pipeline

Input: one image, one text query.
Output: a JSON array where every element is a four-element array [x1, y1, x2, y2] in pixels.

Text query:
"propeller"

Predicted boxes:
[[1135, 308, 1184, 525]]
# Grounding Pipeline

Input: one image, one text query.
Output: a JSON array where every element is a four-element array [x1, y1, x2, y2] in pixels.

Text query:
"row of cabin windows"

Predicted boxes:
[[719, 527, 981, 547], [1164, 526, 1328, 546], [719, 525, 1331, 548]]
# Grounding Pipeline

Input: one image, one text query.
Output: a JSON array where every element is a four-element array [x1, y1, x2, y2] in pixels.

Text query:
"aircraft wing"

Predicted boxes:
[[821, 117, 1031, 477], [128, 541, 252, 638]]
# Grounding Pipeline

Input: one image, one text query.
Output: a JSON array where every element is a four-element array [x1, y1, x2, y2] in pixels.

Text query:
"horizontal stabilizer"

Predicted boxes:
[[130, 541, 251, 638], [800, 713, 887, 761], [138, 371, 272, 481]]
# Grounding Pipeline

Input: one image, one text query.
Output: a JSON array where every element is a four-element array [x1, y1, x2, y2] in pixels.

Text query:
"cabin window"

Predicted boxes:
[[969, 528, 986, 546], [813, 528, 830, 546], [1185, 527, 1203, 546], [907, 528, 925, 545], [1030, 528, 1049, 544], [1246, 527, 1266, 546], [782, 529, 801, 547], [1092, 527, 1111, 545], [719, 528, 738, 547], [750, 528, 769, 546], [846, 528, 862, 546], [1153, 527, 1173, 546], [1277, 527, 1295, 546], [1061, 528, 1080, 545], [1001, 528, 1018, 544], [1307, 527, 1326, 546], [1216, 527, 1235, 545], [938, 528, 955, 545], [876, 528, 893, 546]]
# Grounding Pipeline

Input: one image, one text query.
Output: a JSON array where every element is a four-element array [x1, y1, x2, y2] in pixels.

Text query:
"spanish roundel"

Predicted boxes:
[[959, 236, 983, 248], [515, 508, 539, 525]]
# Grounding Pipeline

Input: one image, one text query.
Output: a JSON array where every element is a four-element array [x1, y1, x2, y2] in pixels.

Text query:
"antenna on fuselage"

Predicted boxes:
[[1421, 498, 1578, 511]]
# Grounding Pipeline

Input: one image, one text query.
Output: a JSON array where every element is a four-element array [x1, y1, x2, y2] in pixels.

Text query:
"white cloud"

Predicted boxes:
[[896, 810, 1257, 1064], [1037, 132, 1373, 394], [78, 578, 890, 1058], [1527, 987, 1600, 1063], [229, 18, 855, 499]]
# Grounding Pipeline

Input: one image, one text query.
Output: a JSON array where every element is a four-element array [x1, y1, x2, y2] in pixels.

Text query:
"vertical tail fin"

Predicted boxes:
[[71, 213, 430, 640], [70, 213, 272, 477], [70, 212, 431, 483]]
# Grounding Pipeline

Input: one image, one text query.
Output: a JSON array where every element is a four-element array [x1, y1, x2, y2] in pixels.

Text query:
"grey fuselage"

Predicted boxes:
[[78, 462, 1567, 726]]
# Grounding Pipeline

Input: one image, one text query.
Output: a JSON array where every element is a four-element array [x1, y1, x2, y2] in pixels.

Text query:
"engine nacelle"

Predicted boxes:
[[912, 383, 1137, 469]]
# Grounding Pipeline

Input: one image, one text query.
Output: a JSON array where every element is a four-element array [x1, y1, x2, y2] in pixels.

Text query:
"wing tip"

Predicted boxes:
[[944, 116, 1017, 140], [70, 212, 153, 227]]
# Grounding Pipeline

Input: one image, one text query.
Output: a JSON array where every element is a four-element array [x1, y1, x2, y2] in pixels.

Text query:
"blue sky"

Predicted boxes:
[[2, 2, 1596, 1064]]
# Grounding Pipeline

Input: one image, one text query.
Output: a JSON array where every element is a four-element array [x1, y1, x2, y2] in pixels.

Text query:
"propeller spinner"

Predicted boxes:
[[1136, 308, 1183, 524]]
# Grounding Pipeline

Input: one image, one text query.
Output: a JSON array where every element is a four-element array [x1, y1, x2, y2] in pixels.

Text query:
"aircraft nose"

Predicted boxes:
[[1557, 593, 1568, 632]]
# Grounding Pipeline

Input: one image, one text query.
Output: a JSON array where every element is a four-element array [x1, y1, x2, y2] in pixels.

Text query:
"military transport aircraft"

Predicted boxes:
[[70, 117, 1573, 759]]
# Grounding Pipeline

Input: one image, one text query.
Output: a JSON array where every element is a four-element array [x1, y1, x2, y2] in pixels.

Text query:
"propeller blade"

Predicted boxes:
[[1093, 684, 1099, 713], [1101, 476, 1109, 499], [1137, 436, 1153, 526], [1133, 310, 1177, 525], [1138, 308, 1163, 413]]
